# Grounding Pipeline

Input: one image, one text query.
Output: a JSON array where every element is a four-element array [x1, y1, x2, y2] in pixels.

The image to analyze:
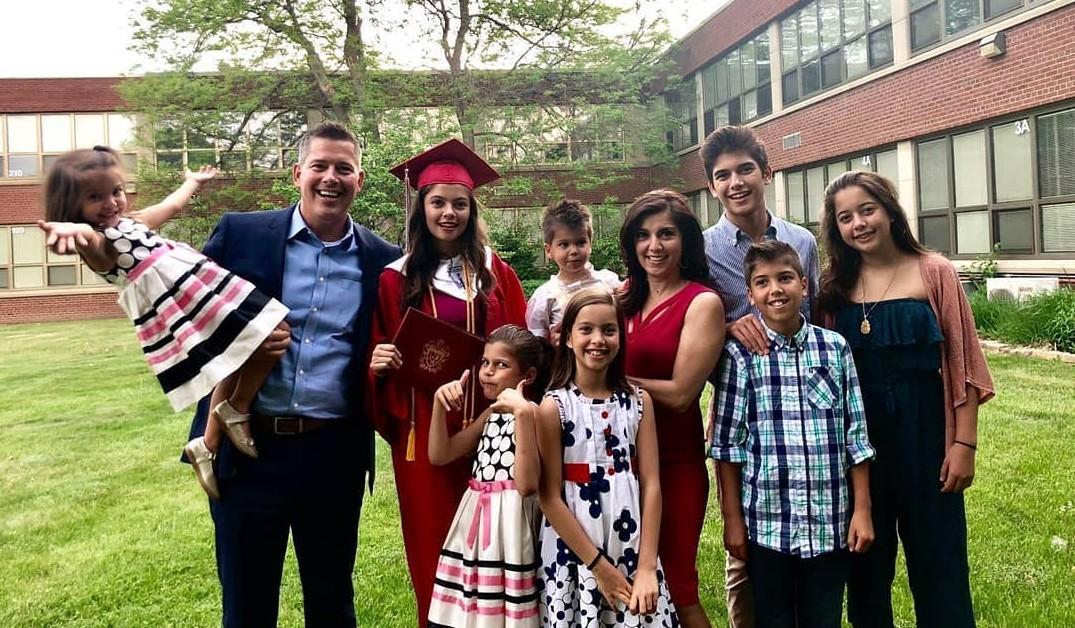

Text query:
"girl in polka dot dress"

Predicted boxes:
[[535, 289, 678, 627], [36, 146, 289, 501], [427, 324, 549, 627]]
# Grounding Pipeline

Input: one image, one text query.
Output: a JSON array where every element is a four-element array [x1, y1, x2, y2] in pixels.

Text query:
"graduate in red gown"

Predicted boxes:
[[368, 139, 527, 625]]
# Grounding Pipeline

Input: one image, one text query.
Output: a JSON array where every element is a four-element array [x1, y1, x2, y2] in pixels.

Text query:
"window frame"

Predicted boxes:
[[0, 113, 139, 181], [0, 224, 112, 294], [782, 145, 901, 230], [700, 29, 774, 137], [910, 0, 1030, 54]]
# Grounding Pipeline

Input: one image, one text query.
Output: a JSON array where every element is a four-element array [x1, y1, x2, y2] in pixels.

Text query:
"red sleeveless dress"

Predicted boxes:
[[625, 281, 715, 607]]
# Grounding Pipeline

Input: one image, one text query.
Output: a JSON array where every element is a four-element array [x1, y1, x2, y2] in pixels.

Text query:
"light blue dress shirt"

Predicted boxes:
[[254, 208, 363, 419]]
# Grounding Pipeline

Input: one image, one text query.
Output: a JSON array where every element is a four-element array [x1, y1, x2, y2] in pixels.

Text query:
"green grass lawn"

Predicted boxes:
[[1, 319, 1073, 627]]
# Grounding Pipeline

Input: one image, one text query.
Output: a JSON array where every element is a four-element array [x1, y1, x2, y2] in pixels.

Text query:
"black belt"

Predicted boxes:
[[251, 414, 337, 435]]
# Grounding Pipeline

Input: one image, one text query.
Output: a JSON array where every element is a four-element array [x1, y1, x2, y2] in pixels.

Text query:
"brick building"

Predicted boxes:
[[3, 0, 1075, 323]]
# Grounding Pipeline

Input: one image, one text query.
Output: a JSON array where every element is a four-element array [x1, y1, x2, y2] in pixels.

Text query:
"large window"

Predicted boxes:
[[475, 106, 626, 167], [0, 225, 109, 292], [700, 31, 773, 136], [910, 0, 1030, 52], [915, 105, 1075, 257], [667, 79, 699, 152], [153, 111, 306, 172], [780, 0, 892, 106], [784, 147, 899, 227], [1, 113, 137, 179]]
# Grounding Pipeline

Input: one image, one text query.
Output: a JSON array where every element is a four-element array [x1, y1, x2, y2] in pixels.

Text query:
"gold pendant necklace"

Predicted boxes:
[[859, 266, 899, 335]]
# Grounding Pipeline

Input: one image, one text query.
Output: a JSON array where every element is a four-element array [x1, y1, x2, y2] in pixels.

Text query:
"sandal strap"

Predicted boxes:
[[214, 400, 250, 425]]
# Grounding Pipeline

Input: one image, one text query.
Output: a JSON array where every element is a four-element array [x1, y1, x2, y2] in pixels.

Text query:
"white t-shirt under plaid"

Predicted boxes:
[[710, 317, 875, 557], [525, 264, 621, 339]]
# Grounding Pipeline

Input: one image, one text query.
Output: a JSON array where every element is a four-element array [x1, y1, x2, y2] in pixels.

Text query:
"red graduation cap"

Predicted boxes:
[[390, 138, 500, 191]]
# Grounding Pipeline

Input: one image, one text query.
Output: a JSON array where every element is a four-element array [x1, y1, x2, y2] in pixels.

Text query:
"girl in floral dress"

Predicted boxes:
[[535, 289, 679, 627], [427, 325, 548, 627]]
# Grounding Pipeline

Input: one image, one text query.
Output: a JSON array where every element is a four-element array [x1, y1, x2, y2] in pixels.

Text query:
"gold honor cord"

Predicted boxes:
[[406, 262, 477, 462]]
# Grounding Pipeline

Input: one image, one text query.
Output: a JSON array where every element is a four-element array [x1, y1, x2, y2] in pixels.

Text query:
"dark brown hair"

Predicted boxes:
[[44, 146, 123, 223], [699, 125, 770, 182], [296, 121, 361, 166], [402, 186, 495, 315], [547, 289, 630, 394], [618, 189, 712, 318], [487, 324, 552, 402], [541, 199, 593, 244], [743, 240, 805, 283], [818, 170, 930, 313]]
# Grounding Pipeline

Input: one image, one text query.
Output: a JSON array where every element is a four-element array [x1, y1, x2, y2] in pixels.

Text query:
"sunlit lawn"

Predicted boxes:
[[1, 319, 1072, 626]]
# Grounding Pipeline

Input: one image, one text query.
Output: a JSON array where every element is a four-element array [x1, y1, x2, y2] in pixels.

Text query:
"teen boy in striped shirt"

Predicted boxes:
[[711, 240, 875, 628]]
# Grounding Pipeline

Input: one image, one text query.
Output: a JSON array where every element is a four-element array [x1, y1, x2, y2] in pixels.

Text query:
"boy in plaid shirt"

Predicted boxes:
[[711, 240, 875, 628]]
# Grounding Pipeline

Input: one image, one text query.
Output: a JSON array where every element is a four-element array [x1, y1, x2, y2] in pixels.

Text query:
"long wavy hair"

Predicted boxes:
[[486, 324, 553, 403], [618, 189, 713, 318], [402, 185, 495, 322], [818, 170, 930, 313], [44, 146, 123, 223], [547, 289, 630, 394]]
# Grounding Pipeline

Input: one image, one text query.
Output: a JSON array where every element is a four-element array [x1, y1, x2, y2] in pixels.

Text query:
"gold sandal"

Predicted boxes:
[[214, 400, 258, 458], [183, 436, 221, 500]]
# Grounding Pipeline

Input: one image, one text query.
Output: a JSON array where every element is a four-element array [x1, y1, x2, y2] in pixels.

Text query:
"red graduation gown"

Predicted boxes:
[[368, 253, 527, 625]]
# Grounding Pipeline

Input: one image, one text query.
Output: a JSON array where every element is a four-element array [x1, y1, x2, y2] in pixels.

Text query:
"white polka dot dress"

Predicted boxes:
[[429, 411, 541, 627], [95, 217, 288, 412]]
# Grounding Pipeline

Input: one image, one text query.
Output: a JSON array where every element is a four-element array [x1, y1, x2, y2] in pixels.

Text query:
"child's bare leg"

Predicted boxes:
[[205, 375, 238, 453], [214, 327, 287, 458]]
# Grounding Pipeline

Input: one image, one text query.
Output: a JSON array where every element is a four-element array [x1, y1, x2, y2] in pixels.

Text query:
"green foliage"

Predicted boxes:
[[488, 220, 549, 281], [970, 288, 1075, 353], [967, 245, 1001, 287]]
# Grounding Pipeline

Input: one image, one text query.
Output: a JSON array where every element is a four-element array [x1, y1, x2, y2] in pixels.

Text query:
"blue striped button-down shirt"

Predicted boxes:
[[702, 212, 820, 323], [254, 208, 363, 420], [710, 319, 874, 557]]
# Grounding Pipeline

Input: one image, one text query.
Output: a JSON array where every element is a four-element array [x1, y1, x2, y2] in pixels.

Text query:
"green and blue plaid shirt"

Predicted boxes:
[[710, 318, 874, 557]]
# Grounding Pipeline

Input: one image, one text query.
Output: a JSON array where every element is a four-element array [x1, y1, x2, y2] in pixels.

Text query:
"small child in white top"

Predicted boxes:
[[526, 199, 621, 345]]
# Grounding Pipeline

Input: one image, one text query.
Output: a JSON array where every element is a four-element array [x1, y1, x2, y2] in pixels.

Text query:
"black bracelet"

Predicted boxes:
[[953, 439, 977, 451], [586, 550, 606, 570]]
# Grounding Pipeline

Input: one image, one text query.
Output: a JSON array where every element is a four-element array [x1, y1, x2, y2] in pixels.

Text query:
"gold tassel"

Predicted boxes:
[[406, 388, 417, 462]]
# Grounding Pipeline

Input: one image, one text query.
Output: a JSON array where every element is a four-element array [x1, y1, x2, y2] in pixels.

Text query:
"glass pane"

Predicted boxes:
[[956, 211, 991, 254], [869, 0, 891, 26], [953, 130, 988, 207], [82, 263, 108, 285], [869, 26, 894, 67], [986, 0, 1022, 19], [741, 41, 756, 90], [757, 85, 773, 117], [13, 266, 44, 289], [13, 227, 45, 264], [702, 64, 718, 110], [787, 171, 806, 221], [728, 99, 742, 125], [154, 119, 183, 149], [781, 16, 799, 69], [7, 115, 38, 152], [41, 115, 72, 152], [918, 139, 950, 210], [46, 247, 76, 264], [7, 155, 39, 178], [819, 0, 842, 50], [800, 5, 820, 61], [716, 58, 730, 103], [992, 120, 1033, 202], [0, 227, 9, 265], [0, 269, 7, 289], [845, 36, 868, 80], [186, 128, 213, 150], [911, 4, 941, 50], [715, 103, 730, 127], [920, 215, 952, 253], [822, 50, 843, 88], [802, 59, 821, 95], [47, 265, 78, 286], [108, 114, 136, 150], [765, 180, 777, 213], [783, 70, 800, 104], [807, 166, 826, 222], [827, 160, 849, 183], [945, 0, 980, 36], [74, 114, 106, 149], [743, 90, 758, 121], [728, 50, 742, 97], [994, 209, 1033, 252], [756, 33, 771, 85], [1037, 108, 1075, 198], [278, 111, 307, 148], [43, 154, 62, 174], [156, 152, 183, 169], [188, 150, 216, 168], [843, 0, 866, 38], [1042, 203, 1075, 252], [220, 150, 248, 172], [875, 149, 899, 183]]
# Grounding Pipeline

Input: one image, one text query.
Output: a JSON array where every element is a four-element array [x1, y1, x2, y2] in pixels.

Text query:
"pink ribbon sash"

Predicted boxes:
[[465, 479, 516, 551]]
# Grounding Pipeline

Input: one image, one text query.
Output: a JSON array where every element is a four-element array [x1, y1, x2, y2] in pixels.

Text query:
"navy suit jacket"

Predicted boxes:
[[184, 205, 401, 487]]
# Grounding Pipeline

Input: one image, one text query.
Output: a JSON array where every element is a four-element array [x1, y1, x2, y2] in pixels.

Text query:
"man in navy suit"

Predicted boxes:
[[188, 121, 400, 627]]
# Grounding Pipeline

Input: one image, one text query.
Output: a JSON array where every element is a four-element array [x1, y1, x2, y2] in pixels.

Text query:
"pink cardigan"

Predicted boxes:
[[918, 253, 995, 449]]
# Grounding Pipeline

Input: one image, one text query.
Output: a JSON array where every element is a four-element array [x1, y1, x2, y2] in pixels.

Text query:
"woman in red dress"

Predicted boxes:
[[368, 139, 527, 625], [621, 190, 725, 627]]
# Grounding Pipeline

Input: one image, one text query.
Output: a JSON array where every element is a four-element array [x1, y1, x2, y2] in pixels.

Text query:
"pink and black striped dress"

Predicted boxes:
[[96, 217, 288, 412]]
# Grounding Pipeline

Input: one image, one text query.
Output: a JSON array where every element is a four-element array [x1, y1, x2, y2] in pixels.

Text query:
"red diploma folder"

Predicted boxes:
[[392, 307, 485, 393]]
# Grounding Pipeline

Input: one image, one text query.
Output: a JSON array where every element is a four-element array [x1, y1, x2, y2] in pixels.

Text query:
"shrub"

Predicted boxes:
[[970, 287, 1075, 353]]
